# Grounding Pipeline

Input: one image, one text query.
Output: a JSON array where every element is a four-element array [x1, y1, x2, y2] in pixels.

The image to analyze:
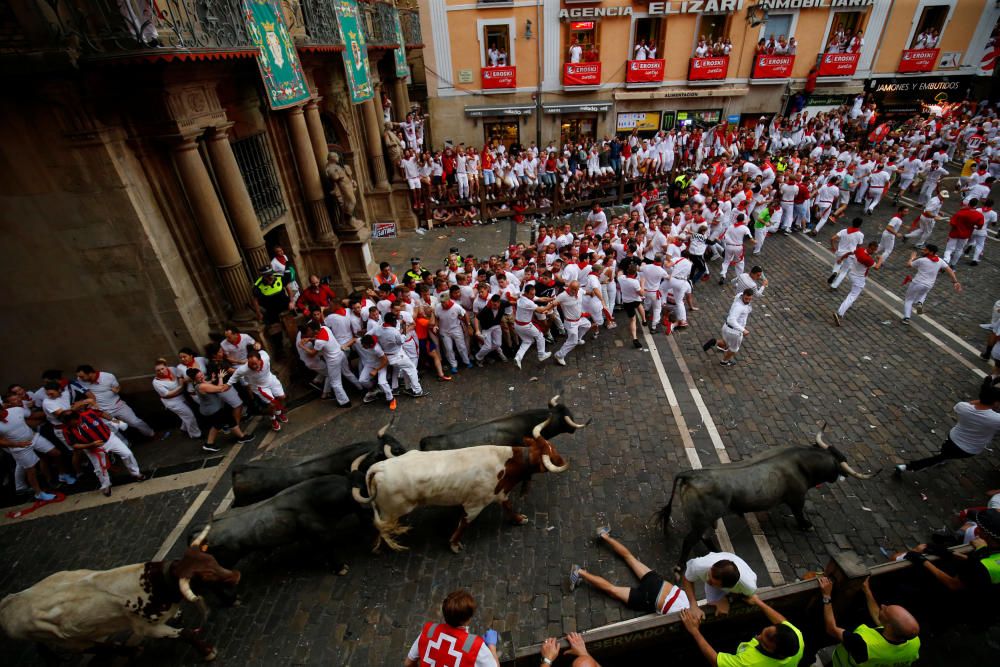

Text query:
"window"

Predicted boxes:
[[484, 121, 519, 150], [231, 133, 286, 228], [824, 10, 867, 53], [756, 13, 795, 55], [567, 21, 599, 62], [483, 24, 511, 68], [910, 5, 949, 49], [560, 116, 597, 145], [676, 109, 722, 130], [694, 15, 731, 57], [632, 18, 664, 60]]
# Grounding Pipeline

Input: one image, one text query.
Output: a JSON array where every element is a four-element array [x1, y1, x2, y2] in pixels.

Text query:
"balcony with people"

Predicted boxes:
[[750, 31, 796, 80], [626, 18, 664, 86], [481, 23, 516, 90], [563, 21, 601, 88], [816, 9, 867, 77], [688, 15, 731, 82], [898, 6, 945, 73]]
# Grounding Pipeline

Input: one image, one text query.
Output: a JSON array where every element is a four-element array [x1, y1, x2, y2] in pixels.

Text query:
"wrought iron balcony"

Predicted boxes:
[[294, 0, 343, 48], [360, 1, 398, 47], [6, 0, 254, 60], [398, 8, 422, 47]]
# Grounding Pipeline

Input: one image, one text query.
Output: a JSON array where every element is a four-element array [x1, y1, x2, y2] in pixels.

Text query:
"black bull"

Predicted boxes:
[[658, 425, 877, 568], [194, 474, 359, 575], [419, 395, 591, 451], [230, 422, 404, 506]]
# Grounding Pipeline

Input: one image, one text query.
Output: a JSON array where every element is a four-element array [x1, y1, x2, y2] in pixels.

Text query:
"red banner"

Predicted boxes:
[[688, 56, 729, 81], [752, 54, 795, 79], [564, 62, 601, 86], [817, 52, 860, 77], [481, 66, 516, 89], [898, 48, 939, 73], [626, 59, 665, 83]]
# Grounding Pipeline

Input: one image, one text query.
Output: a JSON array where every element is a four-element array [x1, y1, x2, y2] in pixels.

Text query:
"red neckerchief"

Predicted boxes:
[[161, 370, 174, 382], [577, 261, 588, 270], [441, 301, 454, 310], [183, 358, 196, 368], [332, 306, 347, 316], [274, 255, 287, 266], [847, 227, 860, 234], [926, 254, 940, 262]]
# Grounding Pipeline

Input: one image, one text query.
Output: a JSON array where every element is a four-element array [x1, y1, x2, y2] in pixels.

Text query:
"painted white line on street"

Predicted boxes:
[[666, 336, 786, 586], [640, 327, 734, 554], [790, 234, 987, 379]]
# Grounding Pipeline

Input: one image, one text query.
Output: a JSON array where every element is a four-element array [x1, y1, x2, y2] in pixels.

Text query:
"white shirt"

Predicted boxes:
[[152, 372, 186, 404], [555, 290, 584, 321], [725, 298, 752, 331], [221, 333, 257, 365], [834, 228, 865, 255], [514, 295, 541, 323], [324, 310, 355, 344], [77, 371, 123, 412], [723, 224, 752, 246], [684, 551, 758, 596], [950, 402, 1000, 455], [639, 263, 669, 292], [618, 275, 642, 303], [42, 390, 71, 426], [569, 44, 583, 63], [435, 303, 467, 333], [0, 406, 36, 444], [228, 350, 278, 388], [910, 255, 946, 287], [587, 210, 608, 236]]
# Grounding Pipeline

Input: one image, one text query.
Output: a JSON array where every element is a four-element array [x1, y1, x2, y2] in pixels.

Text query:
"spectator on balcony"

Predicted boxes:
[[634, 40, 648, 61], [848, 31, 864, 53], [498, 47, 508, 66], [695, 39, 709, 58], [487, 43, 499, 67], [787, 37, 798, 55], [755, 38, 767, 55], [569, 39, 583, 64]]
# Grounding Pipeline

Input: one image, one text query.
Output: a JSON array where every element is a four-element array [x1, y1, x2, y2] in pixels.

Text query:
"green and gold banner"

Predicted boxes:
[[334, 0, 374, 104], [243, 0, 310, 110], [392, 8, 409, 79]]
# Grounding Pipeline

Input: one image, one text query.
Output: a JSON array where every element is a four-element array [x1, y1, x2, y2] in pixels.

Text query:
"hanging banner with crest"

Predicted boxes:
[[334, 0, 375, 103], [243, 0, 310, 109], [392, 7, 410, 79]]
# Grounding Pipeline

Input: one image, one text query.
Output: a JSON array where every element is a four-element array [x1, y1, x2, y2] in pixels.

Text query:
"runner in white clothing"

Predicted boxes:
[[0, 405, 73, 500], [903, 192, 943, 247], [151, 359, 201, 439], [876, 207, 907, 265], [828, 220, 865, 290], [703, 289, 754, 366], [718, 218, 752, 285], [553, 281, 592, 365], [901, 244, 961, 325], [357, 334, 395, 410], [639, 258, 670, 334], [513, 283, 556, 369], [75, 366, 156, 438], [228, 349, 288, 431], [434, 289, 473, 373], [864, 166, 891, 215]]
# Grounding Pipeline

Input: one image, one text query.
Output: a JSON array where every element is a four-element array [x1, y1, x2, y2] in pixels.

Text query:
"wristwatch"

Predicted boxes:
[[542, 658, 553, 665], [822, 596, 832, 605]]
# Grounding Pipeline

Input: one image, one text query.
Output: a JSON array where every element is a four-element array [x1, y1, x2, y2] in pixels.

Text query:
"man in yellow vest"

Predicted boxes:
[[252, 266, 289, 325], [815, 575, 920, 666], [405, 256, 425, 284], [681, 594, 804, 666], [902, 507, 1000, 592]]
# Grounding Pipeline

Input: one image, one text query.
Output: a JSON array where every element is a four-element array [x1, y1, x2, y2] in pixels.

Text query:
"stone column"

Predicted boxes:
[[392, 76, 411, 120], [361, 96, 390, 189], [172, 135, 255, 323], [303, 97, 329, 173], [205, 125, 269, 271], [287, 104, 335, 241]]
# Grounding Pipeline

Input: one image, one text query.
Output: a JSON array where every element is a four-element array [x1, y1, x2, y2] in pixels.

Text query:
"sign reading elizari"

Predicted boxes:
[[560, 0, 871, 19]]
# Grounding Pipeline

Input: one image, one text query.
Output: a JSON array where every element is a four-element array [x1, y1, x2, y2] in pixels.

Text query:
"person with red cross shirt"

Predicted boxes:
[[405, 589, 498, 667]]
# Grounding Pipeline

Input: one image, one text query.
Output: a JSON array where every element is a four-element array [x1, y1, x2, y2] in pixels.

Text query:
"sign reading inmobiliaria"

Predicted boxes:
[[688, 56, 728, 81], [752, 54, 794, 79], [817, 51, 860, 76], [482, 67, 516, 89], [898, 49, 939, 73], [564, 62, 602, 86], [626, 59, 665, 83]]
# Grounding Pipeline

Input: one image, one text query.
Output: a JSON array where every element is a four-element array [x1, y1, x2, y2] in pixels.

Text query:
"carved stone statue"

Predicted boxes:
[[383, 126, 405, 174], [325, 151, 358, 220]]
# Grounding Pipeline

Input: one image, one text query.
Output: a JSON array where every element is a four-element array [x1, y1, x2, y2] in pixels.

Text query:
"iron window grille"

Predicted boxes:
[[231, 133, 286, 228]]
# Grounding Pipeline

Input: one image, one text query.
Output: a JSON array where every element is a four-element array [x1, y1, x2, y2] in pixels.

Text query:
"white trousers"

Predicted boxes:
[[904, 218, 934, 246], [359, 364, 392, 400], [475, 326, 503, 360], [877, 231, 896, 264], [107, 403, 154, 438], [322, 353, 351, 406], [388, 352, 422, 394], [970, 234, 987, 262], [85, 433, 140, 490], [837, 275, 866, 317], [780, 203, 794, 230], [720, 245, 745, 280], [585, 296, 605, 327], [831, 256, 854, 289], [670, 278, 691, 323], [557, 319, 592, 360], [457, 173, 469, 198], [813, 203, 834, 233], [643, 290, 662, 327], [903, 282, 933, 318], [753, 226, 767, 254], [160, 397, 201, 439], [943, 237, 968, 266], [440, 328, 470, 368], [864, 187, 884, 212], [514, 323, 546, 361]]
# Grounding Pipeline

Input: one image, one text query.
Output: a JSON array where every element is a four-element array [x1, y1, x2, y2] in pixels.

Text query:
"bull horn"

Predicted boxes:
[[564, 415, 591, 429], [190, 525, 211, 548], [350, 453, 368, 472], [383, 444, 397, 459], [179, 577, 199, 603], [377, 417, 396, 439], [548, 395, 561, 408], [815, 422, 830, 449], [532, 417, 552, 440], [839, 461, 877, 480], [352, 487, 374, 504], [541, 454, 569, 473]]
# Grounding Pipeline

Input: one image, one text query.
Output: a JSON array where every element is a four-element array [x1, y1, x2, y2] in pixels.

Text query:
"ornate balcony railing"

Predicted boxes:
[[360, 1, 398, 47], [1, 0, 253, 60], [398, 8, 422, 46], [295, 0, 343, 47]]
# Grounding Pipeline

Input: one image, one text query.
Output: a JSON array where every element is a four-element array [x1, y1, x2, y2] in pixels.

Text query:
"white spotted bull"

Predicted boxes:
[[354, 426, 569, 553], [0, 528, 238, 661]]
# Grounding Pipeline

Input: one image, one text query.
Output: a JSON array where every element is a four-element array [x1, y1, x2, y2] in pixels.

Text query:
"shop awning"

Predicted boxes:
[[614, 87, 748, 101], [464, 104, 534, 118], [542, 101, 613, 114]]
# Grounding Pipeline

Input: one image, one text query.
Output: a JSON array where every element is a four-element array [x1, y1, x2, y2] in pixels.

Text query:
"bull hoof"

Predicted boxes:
[[450, 542, 464, 554], [337, 564, 349, 576], [513, 514, 529, 525], [203, 648, 218, 662]]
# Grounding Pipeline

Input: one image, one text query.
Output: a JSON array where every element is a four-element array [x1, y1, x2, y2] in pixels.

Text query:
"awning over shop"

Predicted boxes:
[[542, 101, 613, 114], [614, 87, 748, 101], [464, 104, 534, 118]]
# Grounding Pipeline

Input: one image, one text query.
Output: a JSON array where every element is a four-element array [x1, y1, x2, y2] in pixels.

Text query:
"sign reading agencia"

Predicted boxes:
[[559, 0, 873, 19]]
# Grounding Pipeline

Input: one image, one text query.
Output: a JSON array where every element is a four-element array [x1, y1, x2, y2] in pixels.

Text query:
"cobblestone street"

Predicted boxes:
[[1, 191, 997, 666]]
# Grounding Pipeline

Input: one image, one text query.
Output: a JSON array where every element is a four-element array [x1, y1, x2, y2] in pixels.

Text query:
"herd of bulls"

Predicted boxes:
[[0, 397, 878, 661]]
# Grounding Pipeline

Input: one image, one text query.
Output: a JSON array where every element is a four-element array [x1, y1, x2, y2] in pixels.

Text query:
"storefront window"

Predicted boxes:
[[567, 21, 600, 62], [676, 109, 722, 130], [824, 10, 867, 53], [910, 5, 949, 49], [694, 15, 731, 57], [483, 24, 511, 67], [616, 112, 661, 139], [560, 116, 597, 145], [484, 120, 520, 149], [632, 18, 664, 60]]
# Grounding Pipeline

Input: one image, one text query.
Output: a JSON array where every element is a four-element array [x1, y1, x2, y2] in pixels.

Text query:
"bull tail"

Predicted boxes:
[[654, 475, 685, 537], [363, 472, 410, 552], [352, 468, 378, 505]]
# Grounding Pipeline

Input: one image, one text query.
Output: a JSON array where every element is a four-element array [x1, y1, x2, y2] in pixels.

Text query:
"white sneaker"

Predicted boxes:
[[538, 352, 552, 363], [514, 356, 523, 370], [554, 356, 566, 366]]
